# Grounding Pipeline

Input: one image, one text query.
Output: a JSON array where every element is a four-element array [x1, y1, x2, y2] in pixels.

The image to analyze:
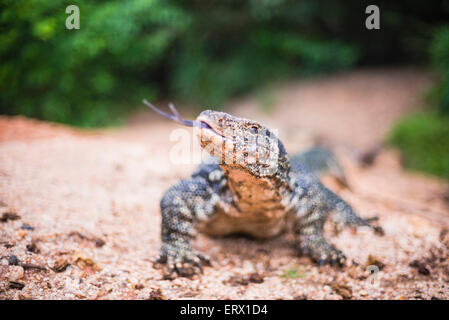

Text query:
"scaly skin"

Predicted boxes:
[[154, 109, 383, 276]]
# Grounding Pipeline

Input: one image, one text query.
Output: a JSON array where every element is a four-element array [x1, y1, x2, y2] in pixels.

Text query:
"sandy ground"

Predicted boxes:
[[1, 69, 449, 300]]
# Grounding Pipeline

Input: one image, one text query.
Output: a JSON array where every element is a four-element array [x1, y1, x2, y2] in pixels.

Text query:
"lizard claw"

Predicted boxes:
[[190, 259, 204, 273], [372, 225, 384, 236], [364, 216, 384, 236], [154, 253, 167, 265], [299, 235, 347, 267], [315, 251, 346, 267], [155, 242, 210, 278], [197, 253, 211, 266]]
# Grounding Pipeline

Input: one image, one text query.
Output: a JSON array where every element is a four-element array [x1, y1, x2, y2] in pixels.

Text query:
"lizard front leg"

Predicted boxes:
[[292, 180, 346, 266], [295, 211, 347, 267], [156, 177, 217, 277]]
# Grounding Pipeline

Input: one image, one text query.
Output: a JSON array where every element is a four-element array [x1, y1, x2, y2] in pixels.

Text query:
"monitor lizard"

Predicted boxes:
[[144, 100, 383, 277]]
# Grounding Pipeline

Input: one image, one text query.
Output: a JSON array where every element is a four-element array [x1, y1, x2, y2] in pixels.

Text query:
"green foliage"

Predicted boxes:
[[389, 113, 449, 180], [1, 0, 448, 126], [0, 0, 190, 126], [171, 31, 358, 107], [280, 267, 307, 279], [430, 26, 449, 115], [390, 25, 449, 180]]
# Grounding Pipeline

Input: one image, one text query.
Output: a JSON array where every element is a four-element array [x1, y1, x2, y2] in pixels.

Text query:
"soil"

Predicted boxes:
[[1, 69, 448, 300]]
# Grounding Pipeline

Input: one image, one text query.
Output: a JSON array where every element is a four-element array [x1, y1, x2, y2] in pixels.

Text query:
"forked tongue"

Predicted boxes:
[[143, 99, 197, 127]]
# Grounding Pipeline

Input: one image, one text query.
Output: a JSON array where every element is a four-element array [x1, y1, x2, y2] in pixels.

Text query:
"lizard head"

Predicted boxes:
[[196, 110, 292, 213], [144, 100, 292, 213], [143, 99, 290, 185], [196, 110, 289, 180]]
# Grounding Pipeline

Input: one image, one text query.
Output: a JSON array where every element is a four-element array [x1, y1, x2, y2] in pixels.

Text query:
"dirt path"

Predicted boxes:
[[1, 69, 448, 300]]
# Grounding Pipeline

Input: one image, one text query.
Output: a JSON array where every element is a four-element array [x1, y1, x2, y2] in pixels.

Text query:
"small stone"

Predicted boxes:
[[95, 239, 106, 248], [248, 272, 264, 284], [8, 281, 25, 290], [418, 266, 430, 276], [20, 224, 34, 231], [172, 277, 185, 286], [17, 230, 27, 238], [409, 260, 430, 276], [359, 290, 369, 296], [52, 259, 70, 272], [20, 293, 31, 300], [8, 255, 19, 266], [0, 212, 21, 222], [134, 283, 144, 290], [148, 288, 165, 300], [72, 254, 102, 272], [7, 266, 25, 281], [223, 275, 249, 286], [330, 282, 352, 300], [26, 242, 40, 254], [242, 260, 254, 272]]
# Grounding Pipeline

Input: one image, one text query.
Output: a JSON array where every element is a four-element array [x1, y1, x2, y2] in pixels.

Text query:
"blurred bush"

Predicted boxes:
[[0, 0, 448, 126], [430, 25, 449, 116], [389, 113, 449, 179], [0, 0, 190, 126], [389, 24, 449, 180]]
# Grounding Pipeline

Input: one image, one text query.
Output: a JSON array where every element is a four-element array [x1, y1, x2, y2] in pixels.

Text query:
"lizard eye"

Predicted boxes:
[[250, 126, 258, 134]]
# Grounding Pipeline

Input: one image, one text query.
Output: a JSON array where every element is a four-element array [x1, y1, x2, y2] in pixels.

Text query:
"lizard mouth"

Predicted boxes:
[[143, 99, 220, 134], [199, 120, 212, 130], [199, 120, 220, 135], [198, 119, 227, 140], [143, 99, 234, 146]]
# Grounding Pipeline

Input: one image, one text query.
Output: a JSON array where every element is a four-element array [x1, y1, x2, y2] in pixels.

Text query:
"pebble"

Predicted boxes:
[[359, 289, 368, 296], [20, 224, 35, 230], [172, 278, 184, 286], [7, 266, 25, 281], [8, 255, 19, 266], [242, 260, 254, 272], [17, 230, 28, 238]]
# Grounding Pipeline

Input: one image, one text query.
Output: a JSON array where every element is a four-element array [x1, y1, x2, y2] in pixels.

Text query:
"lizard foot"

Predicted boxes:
[[154, 242, 211, 278], [333, 213, 384, 236], [365, 216, 384, 236], [298, 235, 346, 267]]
